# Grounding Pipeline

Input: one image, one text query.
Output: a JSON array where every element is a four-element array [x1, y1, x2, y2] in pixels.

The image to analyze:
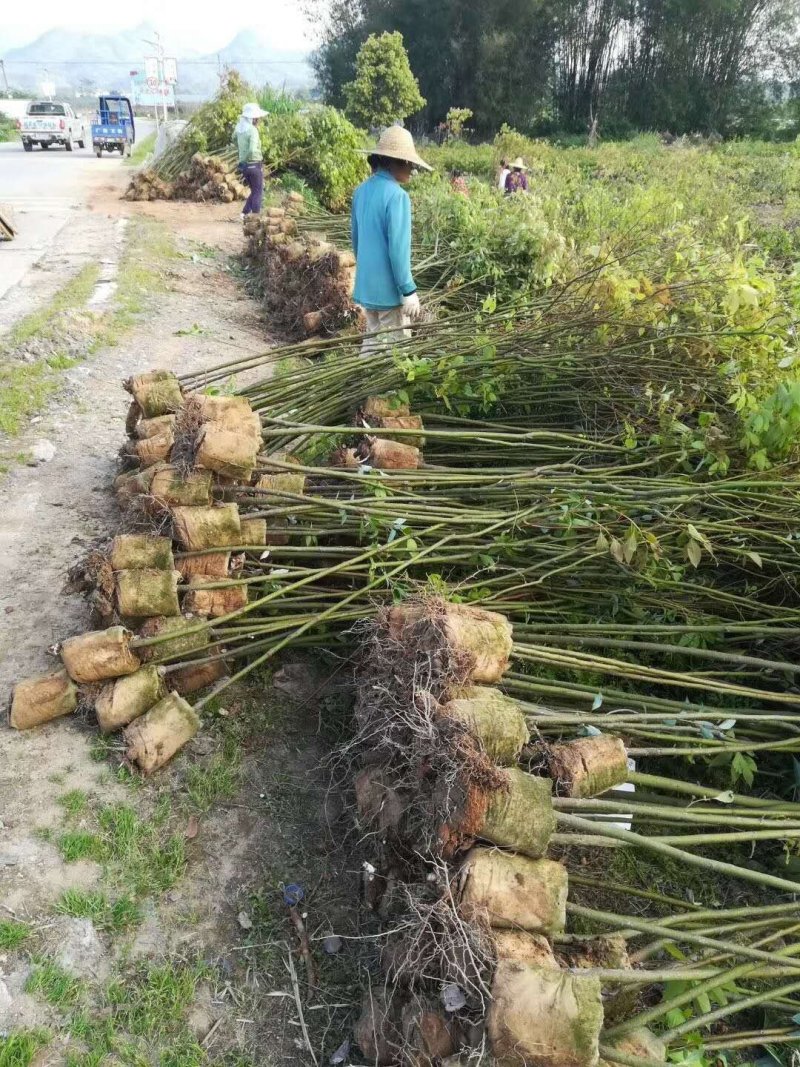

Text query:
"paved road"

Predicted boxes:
[[0, 121, 155, 315]]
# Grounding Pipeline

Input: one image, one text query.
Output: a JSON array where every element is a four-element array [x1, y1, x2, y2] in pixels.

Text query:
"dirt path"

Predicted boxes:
[[0, 203, 360, 1066]]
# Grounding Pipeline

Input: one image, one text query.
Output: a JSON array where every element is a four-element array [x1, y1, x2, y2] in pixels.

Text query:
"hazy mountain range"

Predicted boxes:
[[1, 23, 313, 96]]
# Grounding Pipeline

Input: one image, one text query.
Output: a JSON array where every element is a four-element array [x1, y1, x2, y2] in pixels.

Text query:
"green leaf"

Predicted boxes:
[[694, 991, 711, 1014], [591, 693, 603, 711], [595, 531, 610, 552], [609, 538, 625, 564], [745, 550, 763, 568], [623, 527, 638, 563], [686, 539, 702, 568]]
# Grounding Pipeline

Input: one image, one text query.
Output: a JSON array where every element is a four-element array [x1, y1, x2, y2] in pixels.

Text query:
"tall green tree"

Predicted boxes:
[[310, 0, 799, 136], [343, 32, 426, 129]]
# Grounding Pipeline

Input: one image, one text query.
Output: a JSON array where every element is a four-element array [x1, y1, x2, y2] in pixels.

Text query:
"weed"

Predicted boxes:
[[56, 889, 140, 932], [66, 1051, 106, 1067], [89, 735, 116, 763], [0, 919, 30, 950], [25, 960, 84, 1009], [59, 789, 89, 818], [0, 1031, 49, 1067], [158, 1037, 208, 1067], [46, 353, 79, 371]]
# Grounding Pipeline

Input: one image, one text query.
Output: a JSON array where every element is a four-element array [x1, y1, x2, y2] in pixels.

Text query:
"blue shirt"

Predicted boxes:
[[351, 171, 416, 310]]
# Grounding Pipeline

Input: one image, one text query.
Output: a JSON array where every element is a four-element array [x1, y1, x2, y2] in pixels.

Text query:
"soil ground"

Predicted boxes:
[[0, 181, 363, 1066]]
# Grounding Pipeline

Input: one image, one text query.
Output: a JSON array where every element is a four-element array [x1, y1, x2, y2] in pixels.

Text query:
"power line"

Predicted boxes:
[[0, 58, 310, 66]]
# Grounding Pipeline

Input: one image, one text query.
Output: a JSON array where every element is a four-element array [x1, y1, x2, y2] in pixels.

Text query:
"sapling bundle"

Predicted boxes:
[[242, 216, 361, 340]]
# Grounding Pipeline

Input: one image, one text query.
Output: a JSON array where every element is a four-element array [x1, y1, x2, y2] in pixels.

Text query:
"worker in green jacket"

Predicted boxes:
[[235, 102, 266, 218]]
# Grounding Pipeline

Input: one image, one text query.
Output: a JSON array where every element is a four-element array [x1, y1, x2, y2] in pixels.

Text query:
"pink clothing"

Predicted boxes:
[[504, 170, 528, 195]]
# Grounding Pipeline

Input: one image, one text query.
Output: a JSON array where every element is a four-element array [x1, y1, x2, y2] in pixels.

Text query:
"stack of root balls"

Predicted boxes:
[[351, 598, 661, 1067], [243, 193, 361, 339], [125, 153, 247, 203], [8, 368, 266, 772], [8, 368, 429, 776]]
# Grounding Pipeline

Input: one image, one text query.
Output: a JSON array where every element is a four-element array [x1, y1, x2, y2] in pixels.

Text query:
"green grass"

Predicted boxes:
[[127, 131, 157, 168], [57, 830, 105, 863], [0, 1031, 49, 1067], [25, 960, 84, 1009], [59, 789, 89, 818], [97, 802, 186, 896], [55, 889, 140, 931], [106, 961, 210, 1038], [184, 736, 241, 812], [0, 919, 30, 950]]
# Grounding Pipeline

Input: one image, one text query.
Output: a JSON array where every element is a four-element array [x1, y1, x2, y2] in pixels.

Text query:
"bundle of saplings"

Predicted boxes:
[[243, 201, 359, 339], [126, 154, 247, 204]]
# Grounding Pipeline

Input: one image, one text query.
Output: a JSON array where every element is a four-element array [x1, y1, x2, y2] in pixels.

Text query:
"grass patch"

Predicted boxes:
[[111, 217, 177, 325], [0, 919, 30, 950], [59, 789, 89, 818], [56, 889, 140, 931], [3, 265, 98, 351], [56, 792, 185, 901], [25, 960, 84, 1009], [97, 801, 186, 896], [184, 736, 241, 812], [106, 961, 210, 1038], [58, 830, 105, 863], [0, 1031, 49, 1067], [127, 131, 157, 168]]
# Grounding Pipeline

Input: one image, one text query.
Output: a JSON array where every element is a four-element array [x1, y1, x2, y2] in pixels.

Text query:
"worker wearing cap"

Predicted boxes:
[[351, 127, 432, 356], [235, 102, 267, 218]]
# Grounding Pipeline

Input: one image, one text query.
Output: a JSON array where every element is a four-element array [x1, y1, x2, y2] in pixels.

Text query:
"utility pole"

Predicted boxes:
[[144, 31, 169, 125], [0, 60, 9, 95]]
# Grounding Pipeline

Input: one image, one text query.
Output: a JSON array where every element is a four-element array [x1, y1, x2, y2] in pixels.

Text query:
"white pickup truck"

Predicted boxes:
[[19, 101, 86, 152]]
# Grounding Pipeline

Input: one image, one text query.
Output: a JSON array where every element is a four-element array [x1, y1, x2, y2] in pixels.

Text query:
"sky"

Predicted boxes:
[[0, 0, 317, 53]]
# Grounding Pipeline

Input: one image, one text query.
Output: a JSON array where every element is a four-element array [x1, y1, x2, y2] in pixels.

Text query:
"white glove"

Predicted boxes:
[[402, 292, 422, 321]]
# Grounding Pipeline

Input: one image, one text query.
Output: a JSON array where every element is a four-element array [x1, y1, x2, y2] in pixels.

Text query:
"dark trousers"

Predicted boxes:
[[241, 161, 264, 215]]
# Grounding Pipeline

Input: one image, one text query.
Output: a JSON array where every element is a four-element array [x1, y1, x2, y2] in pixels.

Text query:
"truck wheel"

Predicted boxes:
[[95, 149, 103, 158], [41, 143, 49, 150], [22, 139, 32, 152], [65, 139, 73, 152]]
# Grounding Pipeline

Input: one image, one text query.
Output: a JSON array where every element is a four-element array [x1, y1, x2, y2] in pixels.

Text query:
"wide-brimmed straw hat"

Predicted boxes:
[[362, 126, 432, 171], [242, 102, 267, 120], [509, 157, 529, 170]]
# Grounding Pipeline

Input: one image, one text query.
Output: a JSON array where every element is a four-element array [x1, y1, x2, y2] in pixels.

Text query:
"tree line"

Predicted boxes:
[[309, 0, 800, 138]]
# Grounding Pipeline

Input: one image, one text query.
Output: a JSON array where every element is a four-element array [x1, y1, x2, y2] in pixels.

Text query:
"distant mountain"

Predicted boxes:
[[1, 24, 312, 97]]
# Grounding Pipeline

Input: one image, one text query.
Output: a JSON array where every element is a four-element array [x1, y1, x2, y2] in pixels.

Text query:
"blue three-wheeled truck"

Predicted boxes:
[[92, 95, 136, 157]]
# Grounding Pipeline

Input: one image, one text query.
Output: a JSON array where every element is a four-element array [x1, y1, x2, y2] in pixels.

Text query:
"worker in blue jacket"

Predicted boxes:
[[351, 126, 432, 355]]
